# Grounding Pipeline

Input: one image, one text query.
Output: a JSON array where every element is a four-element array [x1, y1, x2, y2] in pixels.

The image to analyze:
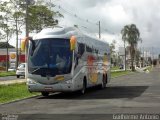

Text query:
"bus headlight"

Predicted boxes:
[[27, 79, 37, 84], [65, 80, 72, 84]]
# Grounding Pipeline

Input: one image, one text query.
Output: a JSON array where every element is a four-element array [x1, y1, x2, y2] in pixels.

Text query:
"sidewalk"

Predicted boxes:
[[0, 79, 26, 85], [135, 66, 151, 73], [111, 66, 151, 73], [111, 69, 130, 72]]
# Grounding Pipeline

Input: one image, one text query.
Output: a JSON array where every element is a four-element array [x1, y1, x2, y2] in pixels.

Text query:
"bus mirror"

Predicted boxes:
[[21, 37, 32, 52], [70, 36, 76, 51]]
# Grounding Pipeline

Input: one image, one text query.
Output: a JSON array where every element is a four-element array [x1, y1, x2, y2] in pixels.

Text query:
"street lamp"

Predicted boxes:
[[24, 0, 35, 79]]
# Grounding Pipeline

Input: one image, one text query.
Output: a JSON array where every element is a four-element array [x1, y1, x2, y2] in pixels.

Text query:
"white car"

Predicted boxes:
[[8, 67, 16, 72], [16, 63, 26, 78]]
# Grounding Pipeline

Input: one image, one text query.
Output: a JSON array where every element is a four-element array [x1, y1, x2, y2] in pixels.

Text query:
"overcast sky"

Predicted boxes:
[[8, 0, 160, 56], [50, 0, 160, 55]]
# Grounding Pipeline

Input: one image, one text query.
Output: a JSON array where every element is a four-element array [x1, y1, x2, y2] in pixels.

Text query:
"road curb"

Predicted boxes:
[[0, 95, 40, 106]]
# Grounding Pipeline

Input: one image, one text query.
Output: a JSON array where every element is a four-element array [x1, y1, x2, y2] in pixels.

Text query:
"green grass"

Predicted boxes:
[[111, 66, 120, 70], [111, 70, 131, 78], [148, 66, 152, 71], [144, 66, 152, 72], [0, 83, 39, 104], [0, 71, 16, 77]]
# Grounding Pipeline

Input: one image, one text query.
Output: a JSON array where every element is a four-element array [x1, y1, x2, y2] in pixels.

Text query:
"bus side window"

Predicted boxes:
[[74, 43, 85, 68], [86, 45, 93, 53], [78, 43, 85, 56]]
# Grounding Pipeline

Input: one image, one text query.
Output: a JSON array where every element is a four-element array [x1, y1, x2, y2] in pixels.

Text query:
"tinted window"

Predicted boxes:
[[18, 64, 25, 68], [78, 43, 85, 55], [86, 45, 93, 53]]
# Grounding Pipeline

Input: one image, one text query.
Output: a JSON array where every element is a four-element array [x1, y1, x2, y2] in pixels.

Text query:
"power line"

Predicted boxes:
[[49, 2, 97, 26], [53, 0, 115, 34], [41, 0, 115, 36], [55, 5, 114, 34], [56, 5, 97, 25], [53, 5, 99, 36], [52, 0, 93, 23]]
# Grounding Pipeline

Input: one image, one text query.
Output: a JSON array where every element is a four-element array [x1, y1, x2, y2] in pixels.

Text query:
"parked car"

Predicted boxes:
[[16, 63, 26, 78], [119, 64, 124, 69], [8, 67, 16, 72]]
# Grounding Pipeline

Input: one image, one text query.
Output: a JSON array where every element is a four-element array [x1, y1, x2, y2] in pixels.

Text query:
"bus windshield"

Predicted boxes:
[[28, 38, 72, 77]]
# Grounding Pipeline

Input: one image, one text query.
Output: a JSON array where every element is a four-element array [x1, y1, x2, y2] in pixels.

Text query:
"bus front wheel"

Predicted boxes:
[[101, 75, 107, 89], [81, 78, 87, 94], [41, 92, 49, 97]]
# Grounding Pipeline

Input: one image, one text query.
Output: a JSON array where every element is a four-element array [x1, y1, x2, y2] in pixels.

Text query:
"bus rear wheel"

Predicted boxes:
[[41, 92, 49, 97]]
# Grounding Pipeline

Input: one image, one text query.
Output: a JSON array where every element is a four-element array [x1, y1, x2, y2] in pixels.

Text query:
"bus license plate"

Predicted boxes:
[[44, 87, 53, 91]]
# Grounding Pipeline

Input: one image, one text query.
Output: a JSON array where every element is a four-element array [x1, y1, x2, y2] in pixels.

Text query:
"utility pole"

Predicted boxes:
[[25, 0, 29, 37], [25, 0, 29, 79], [19, 38, 21, 64], [142, 47, 145, 67], [139, 47, 142, 68], [4, 23, 9, 72], [152, 47, 154, 67], [6, 30, 9, 72], [25, 0, 35, 36], [98, 21, 101, 39], [124, 39, 126, 71], [15, 15, 19, 68], [25, 0, 35, 79]]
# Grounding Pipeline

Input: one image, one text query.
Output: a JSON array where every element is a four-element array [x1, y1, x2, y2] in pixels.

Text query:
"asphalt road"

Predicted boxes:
[[0, 67, 160, 119]]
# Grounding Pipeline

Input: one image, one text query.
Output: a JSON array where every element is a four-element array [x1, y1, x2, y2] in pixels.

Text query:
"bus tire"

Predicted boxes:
[[101, 74, 107, 89], [81, 77, 87, 94], [17, 75, 20, 78], [41, 92, 49, 97]]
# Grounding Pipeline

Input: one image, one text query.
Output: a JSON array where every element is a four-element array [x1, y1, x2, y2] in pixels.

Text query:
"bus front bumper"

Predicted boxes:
[[27, 79, 75, 92]]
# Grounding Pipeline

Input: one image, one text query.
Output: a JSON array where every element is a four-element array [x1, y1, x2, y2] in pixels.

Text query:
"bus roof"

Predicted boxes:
[[32, 27, 110, 53], [33, 27, 78, 40]]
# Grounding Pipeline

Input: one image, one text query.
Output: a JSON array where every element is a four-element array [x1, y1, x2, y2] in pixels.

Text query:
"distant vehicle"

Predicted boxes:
[[16, 63, 26, 78], [8, 67, 16, 72], [21, 27, 111, 96], [119, 64, 123, 69]]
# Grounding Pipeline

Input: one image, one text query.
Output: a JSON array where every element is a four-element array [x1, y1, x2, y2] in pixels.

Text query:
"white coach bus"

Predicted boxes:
[[21, 27, 110, 96]]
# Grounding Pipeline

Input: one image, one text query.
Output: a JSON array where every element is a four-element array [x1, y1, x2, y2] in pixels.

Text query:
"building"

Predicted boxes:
[[0, 48, 25, 67]]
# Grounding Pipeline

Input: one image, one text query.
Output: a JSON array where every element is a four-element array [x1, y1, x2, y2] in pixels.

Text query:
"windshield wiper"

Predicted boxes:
[[31, 67, 46, 74]]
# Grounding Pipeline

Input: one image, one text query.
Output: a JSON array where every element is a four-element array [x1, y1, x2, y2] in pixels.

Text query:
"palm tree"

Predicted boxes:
[[121, 24, 141, 71]]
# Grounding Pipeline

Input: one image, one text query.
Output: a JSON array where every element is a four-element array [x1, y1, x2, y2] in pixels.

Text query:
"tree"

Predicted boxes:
[[135, 49, 141, 67], [1, 0, 63, 34], [28, 5, 61, 32], [121, 24, 141, 71], [0, 0, 63, 69], [110, 40, 116, 55], [110, 40, 119, 66], [0, 1, 15, 71], [0, 23, 14, 71]]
